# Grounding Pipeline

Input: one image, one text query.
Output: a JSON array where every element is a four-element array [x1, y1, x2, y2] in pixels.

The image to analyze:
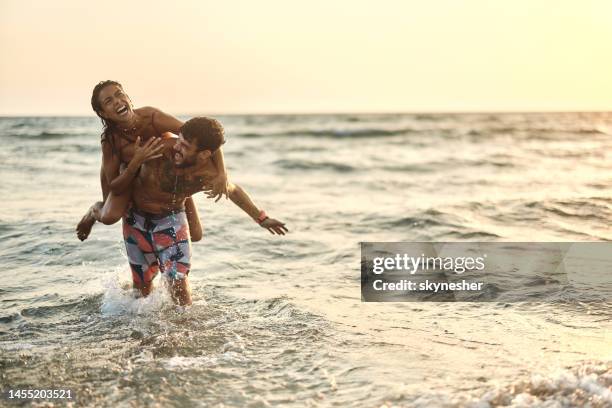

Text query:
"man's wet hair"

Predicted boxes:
[[181, 117, 225, 152]]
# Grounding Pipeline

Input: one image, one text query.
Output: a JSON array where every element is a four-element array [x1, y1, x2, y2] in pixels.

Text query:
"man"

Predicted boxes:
[[124, 117, 287, 306]]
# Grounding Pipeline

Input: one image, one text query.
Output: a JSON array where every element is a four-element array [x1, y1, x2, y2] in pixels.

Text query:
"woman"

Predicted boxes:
[[76, 80, 228, 241]]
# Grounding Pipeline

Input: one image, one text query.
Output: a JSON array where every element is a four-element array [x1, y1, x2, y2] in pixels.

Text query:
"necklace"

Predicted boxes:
[[118, 118, 140, 144], [121, 116, 139, 135]]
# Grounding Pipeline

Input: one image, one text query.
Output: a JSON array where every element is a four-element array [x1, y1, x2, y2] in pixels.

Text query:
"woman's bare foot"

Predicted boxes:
[[76, 202, 102, 241]]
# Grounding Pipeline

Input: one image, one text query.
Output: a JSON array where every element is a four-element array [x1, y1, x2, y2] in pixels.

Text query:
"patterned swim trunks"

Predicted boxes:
[[122, 207, 192, 286]]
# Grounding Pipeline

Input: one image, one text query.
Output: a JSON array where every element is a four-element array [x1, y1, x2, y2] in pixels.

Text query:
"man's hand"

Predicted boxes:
[[260, 218, 288, 235], [203, 173, 229, 202]]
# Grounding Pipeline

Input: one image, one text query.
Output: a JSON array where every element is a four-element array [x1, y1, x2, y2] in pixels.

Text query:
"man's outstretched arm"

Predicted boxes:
[[226, 183, 288, 235]]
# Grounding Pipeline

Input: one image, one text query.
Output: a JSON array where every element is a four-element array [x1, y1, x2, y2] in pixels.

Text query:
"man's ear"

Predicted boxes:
[[198, 150, 212, 161]]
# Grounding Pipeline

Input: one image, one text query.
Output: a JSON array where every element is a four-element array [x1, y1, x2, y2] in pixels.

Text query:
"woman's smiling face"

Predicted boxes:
[[96, 84, 135, 123]]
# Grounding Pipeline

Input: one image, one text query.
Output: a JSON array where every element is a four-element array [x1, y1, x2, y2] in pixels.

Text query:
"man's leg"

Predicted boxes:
[[123, 210, 159, 297], [133, 277, 155, 298], [168, 277, 192, 306], [153, 211, 193, 306]]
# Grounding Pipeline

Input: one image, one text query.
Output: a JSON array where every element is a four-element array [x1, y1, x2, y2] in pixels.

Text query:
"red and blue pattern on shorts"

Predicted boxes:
[[122, 208, 192, 286]]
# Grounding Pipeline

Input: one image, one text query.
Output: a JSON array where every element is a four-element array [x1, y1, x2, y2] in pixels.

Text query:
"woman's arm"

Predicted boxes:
[[148, 107, 182, 134], [106, 136, 165, 195]]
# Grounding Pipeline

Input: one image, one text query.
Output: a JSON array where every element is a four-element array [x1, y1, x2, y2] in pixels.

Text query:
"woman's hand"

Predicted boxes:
[[132, 136, 165, 166]]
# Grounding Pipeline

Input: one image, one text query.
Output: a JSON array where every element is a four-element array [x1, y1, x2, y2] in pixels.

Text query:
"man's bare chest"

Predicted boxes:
[[141, 157, 215, 196]]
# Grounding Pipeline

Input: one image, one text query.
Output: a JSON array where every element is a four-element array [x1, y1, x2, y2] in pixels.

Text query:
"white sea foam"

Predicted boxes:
[[163, 355, 219, 370], [100, 273, 171, 316], [470, 362, 612, 408], [0, 342, 35, 351], [162, 351, 248, 371]]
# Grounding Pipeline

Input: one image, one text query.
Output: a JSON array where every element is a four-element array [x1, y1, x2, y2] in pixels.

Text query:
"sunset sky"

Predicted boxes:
[[1, 0, 611, 115]]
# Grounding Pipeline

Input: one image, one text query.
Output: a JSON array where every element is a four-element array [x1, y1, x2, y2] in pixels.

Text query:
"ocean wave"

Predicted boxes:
[[34, 131, 91, 139], [530, 126, 606, 135], [3, 131, 93, 140], [20, 299, 84, 319], [376, 209, 481, 238], [471, 361, 612, 407], [378, 156, 518, 174], [162, 352, 247, 371], [384, 215, 451, 229], [272, 159, 356, 172], [41, 144, 99, 154], [465, 125, 609, 138], [443, 230, 501, 239], [0, 313, 22, 324], [236, 127, 418, 138], [467, 198, 612, 236], [466, 126, 518, 136], [414, 114, 445, 121], [379, 163, 438, 173], [526, 198, 612, 223]]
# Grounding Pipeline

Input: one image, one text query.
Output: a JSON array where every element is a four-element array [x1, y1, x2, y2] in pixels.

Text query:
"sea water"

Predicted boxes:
[[0, 113, 610, 407]]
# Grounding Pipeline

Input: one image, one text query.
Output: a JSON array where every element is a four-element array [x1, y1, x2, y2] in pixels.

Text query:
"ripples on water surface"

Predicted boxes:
[[0, 113, 611, 407]]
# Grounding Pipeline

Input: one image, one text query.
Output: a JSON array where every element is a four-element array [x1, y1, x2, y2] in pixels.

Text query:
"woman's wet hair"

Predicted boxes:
[[91, 80, 123, 154]]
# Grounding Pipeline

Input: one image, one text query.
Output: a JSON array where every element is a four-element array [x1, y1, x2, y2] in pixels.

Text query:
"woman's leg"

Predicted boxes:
[[78, 168, 203, 242], [76, 191, 131, 240], [76, 165, 105, 240], [76, 164, 132, 240], [185, 197, 203, 242], [94, 191, 131, 225]]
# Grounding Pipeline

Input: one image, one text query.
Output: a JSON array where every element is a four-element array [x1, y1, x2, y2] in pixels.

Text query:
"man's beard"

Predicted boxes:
[[174, 152, 197, 168], [175, 160, 196, 169]]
